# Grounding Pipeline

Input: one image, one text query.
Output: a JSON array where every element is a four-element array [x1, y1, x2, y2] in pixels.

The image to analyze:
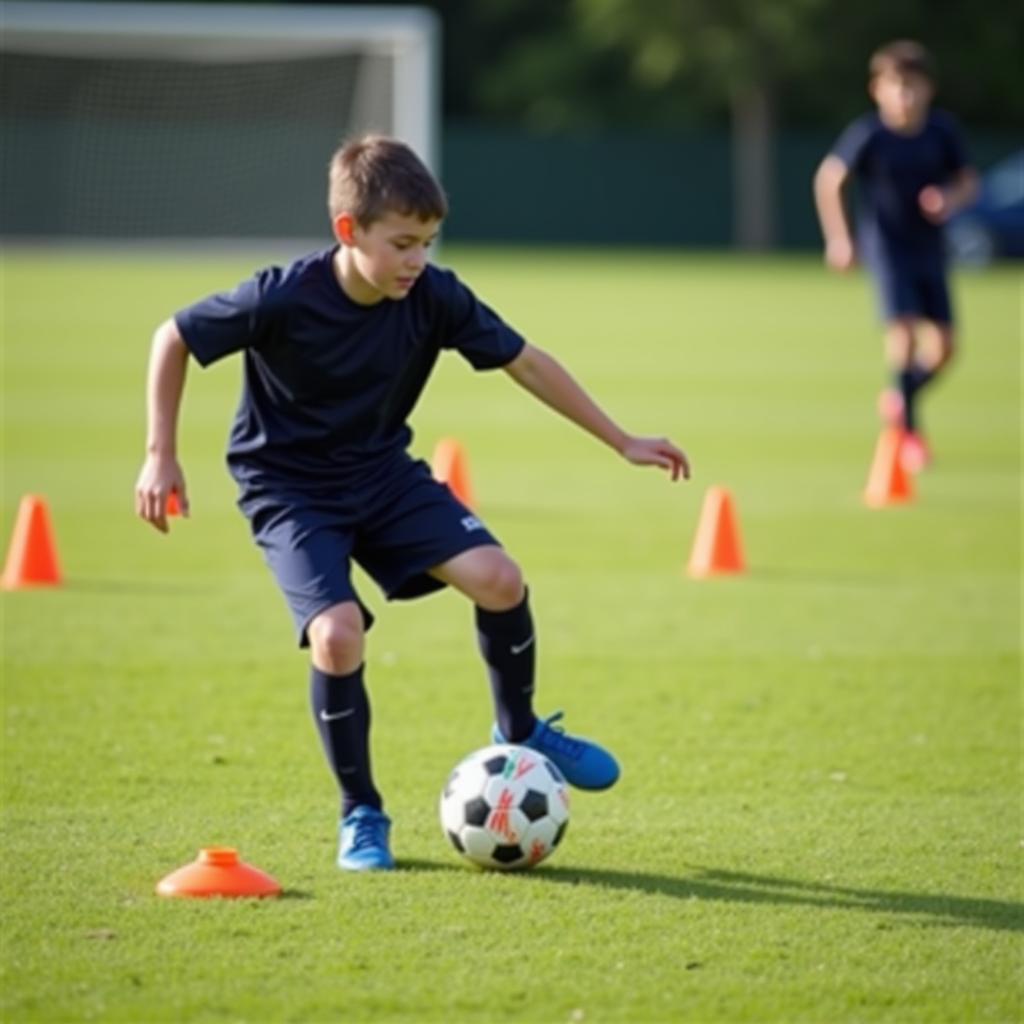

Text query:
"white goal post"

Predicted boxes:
[[0, 2, 441, 239]]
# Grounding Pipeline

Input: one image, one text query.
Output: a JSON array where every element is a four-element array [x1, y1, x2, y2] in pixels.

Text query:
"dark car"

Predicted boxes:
[[946, 150, 1024, 265]]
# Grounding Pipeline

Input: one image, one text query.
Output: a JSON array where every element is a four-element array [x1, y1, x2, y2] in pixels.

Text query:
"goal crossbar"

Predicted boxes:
[[1, 2, 441, 188]]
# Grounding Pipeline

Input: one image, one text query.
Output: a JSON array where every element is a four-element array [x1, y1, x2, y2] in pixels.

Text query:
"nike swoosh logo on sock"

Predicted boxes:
[[510, 635, 535, 655], [320, 708, 355, 722]]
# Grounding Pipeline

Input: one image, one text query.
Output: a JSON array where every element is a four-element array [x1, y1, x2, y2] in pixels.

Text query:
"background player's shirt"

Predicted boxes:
[[830, 109, 970, 269], [175, 249, 525, 492]]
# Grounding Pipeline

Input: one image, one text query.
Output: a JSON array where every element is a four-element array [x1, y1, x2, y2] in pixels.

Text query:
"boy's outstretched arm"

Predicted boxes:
[[814, 155, 855, 271], [135, 318, 191, 533], [503, 343, 690, 481]]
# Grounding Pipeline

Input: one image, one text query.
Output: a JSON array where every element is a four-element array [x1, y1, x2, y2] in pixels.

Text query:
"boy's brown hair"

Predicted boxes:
[[327, 135, 448, 226], [869, 40, 936, 84]]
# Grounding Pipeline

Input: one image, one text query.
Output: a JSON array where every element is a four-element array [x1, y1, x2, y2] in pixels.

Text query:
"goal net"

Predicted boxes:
[[0, 2, 440, 240]]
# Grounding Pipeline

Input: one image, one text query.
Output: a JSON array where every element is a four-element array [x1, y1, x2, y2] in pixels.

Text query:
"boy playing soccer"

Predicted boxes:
[[814, 40, 977, 471], [135, 135, 689, 871]]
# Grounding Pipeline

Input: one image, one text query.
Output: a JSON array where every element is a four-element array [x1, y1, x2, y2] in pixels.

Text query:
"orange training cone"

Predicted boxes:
[[864, 428, 913, 508], [432, 437, 475, 509], [1, 495, 62, 590], [166, 490, 181, 516], [687, 486, 745, 578], [156, 847, 281, 899]]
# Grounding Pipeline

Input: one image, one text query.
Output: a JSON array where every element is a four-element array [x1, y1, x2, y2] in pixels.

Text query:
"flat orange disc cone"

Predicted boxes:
[[156, 847, 281, 899]]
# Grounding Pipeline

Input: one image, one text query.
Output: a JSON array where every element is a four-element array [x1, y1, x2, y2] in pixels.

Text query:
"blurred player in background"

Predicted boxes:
[[814, 40, 978, 471]]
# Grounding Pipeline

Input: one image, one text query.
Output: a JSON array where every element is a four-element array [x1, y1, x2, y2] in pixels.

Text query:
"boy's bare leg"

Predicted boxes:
[[881, 317, 922, 432], [430, 546, 619, 789], [307, 601, 391, 868], [917, 319, 955, 374], [309, 601, 365, 674], [884, 316, 917, 370], [430, 544, 524, 610], [432, 546, 535, 741], [883, 317, 953, 471], [307, 601, 386, 840]]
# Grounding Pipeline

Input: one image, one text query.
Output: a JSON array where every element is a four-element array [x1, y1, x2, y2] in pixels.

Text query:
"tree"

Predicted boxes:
[[416, 0, 1024, 245], [573, 0, 828, 248]]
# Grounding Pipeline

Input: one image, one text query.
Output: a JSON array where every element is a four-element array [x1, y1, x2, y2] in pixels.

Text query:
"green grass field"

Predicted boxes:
[[2, 246, 1020, 1023]]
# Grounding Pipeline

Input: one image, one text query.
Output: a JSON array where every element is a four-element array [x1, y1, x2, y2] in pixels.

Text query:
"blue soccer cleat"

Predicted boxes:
[[492, 711, 620, 791], [338, 805, 395, 871]]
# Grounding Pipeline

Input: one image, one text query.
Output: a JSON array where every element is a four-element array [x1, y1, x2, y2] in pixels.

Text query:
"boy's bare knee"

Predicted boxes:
[[432, 545, 526, 610], [884, 320, 916, 367], [934, 329, 955, 369], [480, 555, 525, 611], [308, 602, 364, 674]]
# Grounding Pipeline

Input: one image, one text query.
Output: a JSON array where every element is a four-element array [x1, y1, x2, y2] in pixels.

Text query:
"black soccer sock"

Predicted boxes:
[[896, 365, 936, 432], [476, 592, 538, 743], [310, 665, 382, 818]]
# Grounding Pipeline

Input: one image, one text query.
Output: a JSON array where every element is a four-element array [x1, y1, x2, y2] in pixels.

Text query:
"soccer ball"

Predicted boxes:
[[440, 744, 570, 870]]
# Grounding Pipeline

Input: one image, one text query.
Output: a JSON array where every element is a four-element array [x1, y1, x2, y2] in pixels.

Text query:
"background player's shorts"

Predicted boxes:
[[871, 260, 953, 325], [241, 456, 500, 647]]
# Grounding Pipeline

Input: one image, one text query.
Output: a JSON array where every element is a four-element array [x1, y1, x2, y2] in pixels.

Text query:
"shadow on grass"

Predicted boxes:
[[398, 858, 1022, 933], [277, 889, 315, 901]]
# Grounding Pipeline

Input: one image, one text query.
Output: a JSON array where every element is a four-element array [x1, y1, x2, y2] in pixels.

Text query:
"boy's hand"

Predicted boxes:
[[620, 436, 691, 481], [918, 185, 951, 224], [825, 236, 856, 271], [135, 454, 189, 533]]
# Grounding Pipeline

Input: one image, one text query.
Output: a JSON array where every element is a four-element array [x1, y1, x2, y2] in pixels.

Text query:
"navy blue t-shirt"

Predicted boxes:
[[175, 248, 526, 491], [830, 110, 970, 268]]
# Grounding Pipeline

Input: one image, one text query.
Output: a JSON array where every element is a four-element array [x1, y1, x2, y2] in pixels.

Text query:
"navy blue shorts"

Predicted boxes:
[[240, 456, 499, 646], [871, 261, 953, 325]]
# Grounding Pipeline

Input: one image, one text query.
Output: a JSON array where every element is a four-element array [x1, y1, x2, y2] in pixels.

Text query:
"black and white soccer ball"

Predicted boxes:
[[440, 744, 570, 870]]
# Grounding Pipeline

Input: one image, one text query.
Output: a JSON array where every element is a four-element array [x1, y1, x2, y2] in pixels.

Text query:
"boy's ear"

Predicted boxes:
[[333, 213, 357, 246]]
